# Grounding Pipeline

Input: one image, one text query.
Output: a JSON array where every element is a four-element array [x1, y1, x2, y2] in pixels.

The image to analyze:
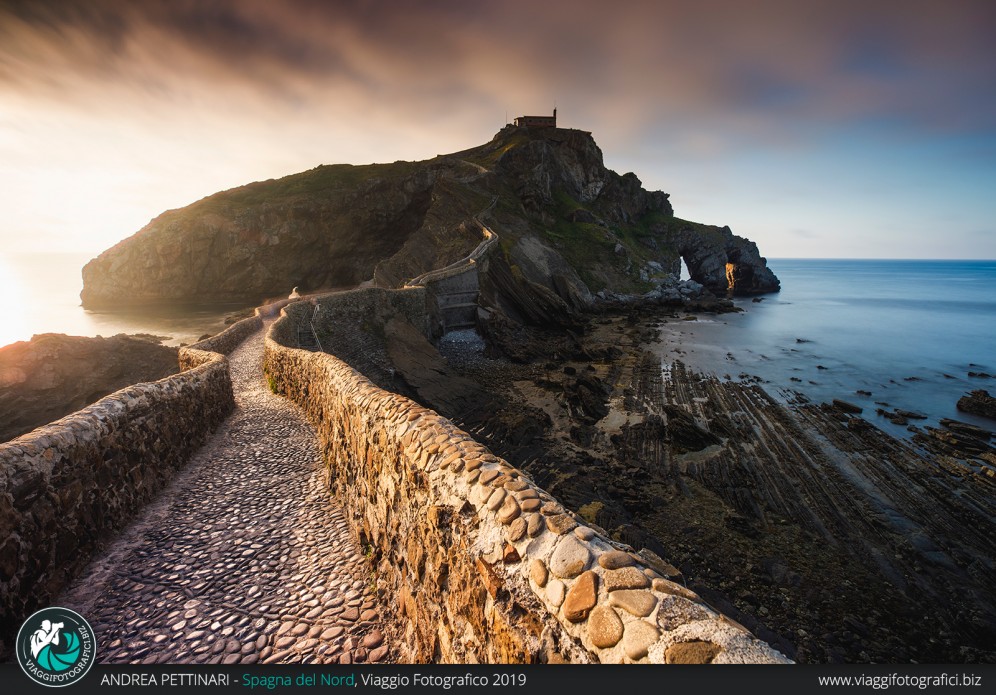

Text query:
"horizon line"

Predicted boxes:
[[2, 250, 995, 263]]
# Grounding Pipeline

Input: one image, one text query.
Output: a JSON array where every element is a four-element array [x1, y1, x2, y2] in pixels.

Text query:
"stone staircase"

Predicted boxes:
[[406, 197, 499, 337], [297, 323, 319, 351], [436, 290, 479, 332]]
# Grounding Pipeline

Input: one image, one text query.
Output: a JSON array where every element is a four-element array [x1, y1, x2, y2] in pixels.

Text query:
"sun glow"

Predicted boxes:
[[0, 255, 30, 348]]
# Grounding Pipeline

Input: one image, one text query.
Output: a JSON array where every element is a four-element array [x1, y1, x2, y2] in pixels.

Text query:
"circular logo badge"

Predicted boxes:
[[16, 607, 96, 688]]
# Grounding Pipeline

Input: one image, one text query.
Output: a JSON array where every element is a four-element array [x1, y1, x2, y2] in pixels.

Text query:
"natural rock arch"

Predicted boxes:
[[669, 224, 780, 296]]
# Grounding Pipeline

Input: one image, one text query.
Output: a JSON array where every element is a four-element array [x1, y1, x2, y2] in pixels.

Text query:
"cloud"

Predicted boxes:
[[2, 0, 995, 143], [1, 0, 994, 258], [790, 229, 820, 239]]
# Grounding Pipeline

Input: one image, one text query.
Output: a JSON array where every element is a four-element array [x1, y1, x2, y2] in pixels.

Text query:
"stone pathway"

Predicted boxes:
[[59, 325, 390, 665]]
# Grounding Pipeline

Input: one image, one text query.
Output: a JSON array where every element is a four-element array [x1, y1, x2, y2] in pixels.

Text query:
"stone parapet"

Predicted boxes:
[[0, 334, 243, 656], [186, 313, 263, 358], [404, 228, 497, 289], [264, 298, 789, 664]]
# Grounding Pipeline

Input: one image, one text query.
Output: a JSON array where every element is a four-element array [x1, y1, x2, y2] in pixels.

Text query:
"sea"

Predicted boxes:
[[0, 252, 245, 350], [654, 258, 996, 436], [2, 252, 994, 435]]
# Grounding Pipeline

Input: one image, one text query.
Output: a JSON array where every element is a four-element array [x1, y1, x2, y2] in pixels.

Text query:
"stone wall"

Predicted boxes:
[[403, 227, 497, 290], [425, 269, 480, 335], [406, 226, 498, 339], [185, 313, 263, 358], [0, 318, 255, 656], [313, 287, 428, 337], [256, 297, 301, 319], [280, 288, 428, 390], [264, 298, 789, 664]]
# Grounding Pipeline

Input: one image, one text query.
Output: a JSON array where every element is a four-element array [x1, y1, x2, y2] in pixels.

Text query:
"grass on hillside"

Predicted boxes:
[[537, 189, 678, 292], [169, 161, 420, 222]]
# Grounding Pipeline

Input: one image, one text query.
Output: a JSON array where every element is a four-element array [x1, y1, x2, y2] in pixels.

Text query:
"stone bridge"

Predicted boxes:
[[405, 209, 499, 339], [0, 302, 388, 665]]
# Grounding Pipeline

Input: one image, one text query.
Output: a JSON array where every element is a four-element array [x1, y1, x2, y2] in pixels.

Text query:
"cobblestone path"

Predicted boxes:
[[60, 325, 390, 665]]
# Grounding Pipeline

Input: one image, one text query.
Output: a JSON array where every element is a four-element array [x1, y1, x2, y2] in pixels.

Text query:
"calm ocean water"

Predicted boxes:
[[654, 258, 996, 435], [3, 253, 994, 434], [0, 252, 245, 349]]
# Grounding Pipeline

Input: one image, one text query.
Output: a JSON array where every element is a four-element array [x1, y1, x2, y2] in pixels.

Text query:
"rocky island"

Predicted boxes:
[[80, 125, 778, 311], [55, 123, 995, 664]]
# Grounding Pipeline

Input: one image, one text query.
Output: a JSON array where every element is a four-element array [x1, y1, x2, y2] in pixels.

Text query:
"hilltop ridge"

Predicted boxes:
[[80, 126, 778, 312]]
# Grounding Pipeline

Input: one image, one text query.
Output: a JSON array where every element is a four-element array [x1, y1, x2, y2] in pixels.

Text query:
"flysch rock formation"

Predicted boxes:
[[80, 126, 779, 318]]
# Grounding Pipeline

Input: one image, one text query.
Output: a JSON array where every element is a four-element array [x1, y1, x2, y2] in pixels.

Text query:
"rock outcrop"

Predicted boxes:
[[958, 390, 996, 421], [81, 126, 779, 314], [81, 165, 438, 307], [659, 220, 779, 296], [0, 334, 179, 443]]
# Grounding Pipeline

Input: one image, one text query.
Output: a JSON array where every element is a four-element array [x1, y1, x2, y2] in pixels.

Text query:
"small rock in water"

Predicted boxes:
[[957, 390, 996, 421], [832, 399, 863, 414], [877, 410, 907, 426]]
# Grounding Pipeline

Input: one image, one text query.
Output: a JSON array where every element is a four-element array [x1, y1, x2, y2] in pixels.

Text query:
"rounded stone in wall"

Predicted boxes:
[[588, 605, 623, 648], [549, 536, 591, 579]]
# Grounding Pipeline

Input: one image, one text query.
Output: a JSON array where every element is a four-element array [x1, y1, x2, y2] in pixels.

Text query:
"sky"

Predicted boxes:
[[1, 0, 995, 260]]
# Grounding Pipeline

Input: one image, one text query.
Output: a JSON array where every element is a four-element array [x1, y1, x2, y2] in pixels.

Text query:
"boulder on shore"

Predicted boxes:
[[832, 399, 863, 414]]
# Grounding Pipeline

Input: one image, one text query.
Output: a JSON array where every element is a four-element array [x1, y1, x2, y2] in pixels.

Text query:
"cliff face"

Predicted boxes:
[[81, 126, 778, 309], [81, 165, 438, 307]]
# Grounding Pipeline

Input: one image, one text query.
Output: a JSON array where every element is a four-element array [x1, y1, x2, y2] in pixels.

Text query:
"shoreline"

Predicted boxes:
[[647, 296, 996, 439], [386, 303, 996, 663]]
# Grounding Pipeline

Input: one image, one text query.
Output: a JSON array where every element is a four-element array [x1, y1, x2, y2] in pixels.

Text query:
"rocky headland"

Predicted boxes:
[[0, 334, 179, 443], [80, 126, 778, 313]]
